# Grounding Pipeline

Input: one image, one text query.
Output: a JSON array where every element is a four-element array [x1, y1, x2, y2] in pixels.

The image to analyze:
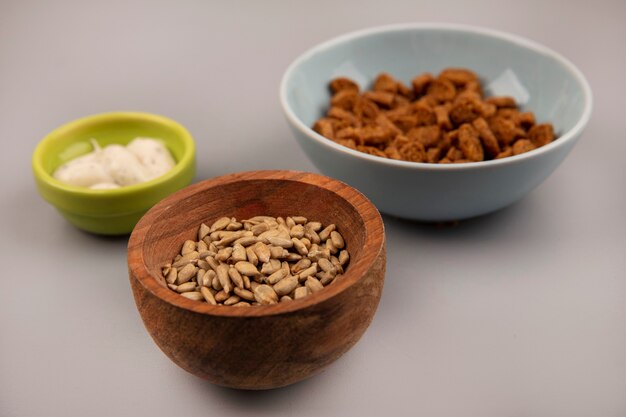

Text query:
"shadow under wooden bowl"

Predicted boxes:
[[128, 170, 386, 389]]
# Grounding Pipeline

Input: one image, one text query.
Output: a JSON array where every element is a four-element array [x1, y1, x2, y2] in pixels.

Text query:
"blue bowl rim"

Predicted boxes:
[[279, 23, 593, 171]]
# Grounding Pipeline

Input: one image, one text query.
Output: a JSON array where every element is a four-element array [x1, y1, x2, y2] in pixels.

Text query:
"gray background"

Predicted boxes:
[[1, 0, 625, 416]]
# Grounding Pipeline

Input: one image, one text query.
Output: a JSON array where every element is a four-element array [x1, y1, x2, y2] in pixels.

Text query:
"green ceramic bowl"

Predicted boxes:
[[32, 112, 196, 235]]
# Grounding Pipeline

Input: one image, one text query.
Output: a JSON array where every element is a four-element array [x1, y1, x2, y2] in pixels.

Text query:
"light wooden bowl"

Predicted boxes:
[[128, 170, 385, 389]]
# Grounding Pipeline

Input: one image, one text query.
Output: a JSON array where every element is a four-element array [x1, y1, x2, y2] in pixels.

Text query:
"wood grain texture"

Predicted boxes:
[[127, 170, 385, 389]]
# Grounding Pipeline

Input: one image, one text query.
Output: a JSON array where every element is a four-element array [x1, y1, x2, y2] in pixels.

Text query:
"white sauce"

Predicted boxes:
[[127, 137, 176, 179], [53, 138, 176, 189]]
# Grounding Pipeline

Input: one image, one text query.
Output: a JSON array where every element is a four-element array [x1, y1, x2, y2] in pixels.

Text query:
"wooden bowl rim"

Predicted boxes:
[[128, 170, 385, 317]]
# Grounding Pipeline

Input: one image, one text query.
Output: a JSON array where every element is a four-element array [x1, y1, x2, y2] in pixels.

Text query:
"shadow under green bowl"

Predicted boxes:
[[32, 112, 196, 235]]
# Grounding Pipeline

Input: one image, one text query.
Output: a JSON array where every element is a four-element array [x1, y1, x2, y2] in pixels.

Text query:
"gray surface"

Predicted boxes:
[[1, 0, 624, 416]]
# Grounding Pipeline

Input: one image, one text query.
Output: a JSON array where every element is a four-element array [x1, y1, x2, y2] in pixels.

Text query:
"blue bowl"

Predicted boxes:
[[280, 24, 592, 221]]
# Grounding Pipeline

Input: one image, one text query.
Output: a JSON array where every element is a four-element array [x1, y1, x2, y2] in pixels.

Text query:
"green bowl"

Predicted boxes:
[[32, 112, 196, 235]]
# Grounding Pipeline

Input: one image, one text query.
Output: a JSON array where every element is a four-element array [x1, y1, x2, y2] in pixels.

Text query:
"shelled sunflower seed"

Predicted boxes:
[[161, 216, 350, 306]]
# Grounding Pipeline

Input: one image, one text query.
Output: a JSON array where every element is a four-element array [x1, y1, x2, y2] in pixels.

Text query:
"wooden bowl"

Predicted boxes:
[[127, 170, 386, 389]]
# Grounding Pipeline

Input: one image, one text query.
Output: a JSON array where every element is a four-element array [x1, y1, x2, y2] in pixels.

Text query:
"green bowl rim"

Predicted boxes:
[[32, 111, 196, 199]]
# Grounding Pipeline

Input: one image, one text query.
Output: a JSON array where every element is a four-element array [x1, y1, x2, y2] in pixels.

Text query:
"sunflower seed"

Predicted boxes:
[[200, 286, 217, 305], [285, 253, 302, 262], [319, 272, 335, 286], [291, 258, 311, 274], [330, 231, 345, 249], [305, 277, 324, 293], [233, 287, 255, 301], [306, 221, 322, 232], [257, 229, 281, 243], [277, 224, 291, 238], [214, 231, 247, 247], [198, 223, 210, 240], [226, 221, 243, 231], [181, 240, 196, 255], [232, 301, 251, 307], [330, 256, 344, 274], [292, 238, 308, 255], [250, 223, 270, 236], [172, 251, 199, 268], [224, 295, 241, 306], [267, 268, 288, 285], [318, 258, 336, 274], [166, 268, 178, 284], [216, 264, 232, 294], [228, 267, 244, 289], [197, 240, 208, 252], [203, 269, 215, 287], [211, 275, 222, 291], [325, 238, 337, 254], [304, 229, 321, 244], [338, 250, 349, 265], [247, 216, 275, 223], [273, 276, 298, 296], [298, 264, 318, 282], [197, 259, 210, 271], [235, 261, 259, 276], [245, 246, 259, 265], [234, 236, 258, 247], [177, 264, 197, 284], [318, 224, 336, 241], [264, 219, 280, 229], [215, 290, 229, 303], [269, 245, 285, 259], [260, 259, 281, 275], [181, 291, 203, 301], [290, 224, 305, 239], [308, 247, 330, 262], [196, 269, 206, 286], [294, 286, 309, 299], [205, 256, 219, 272], [200, 251, 216, 260], [253, 285, 278, 305], [254, 242, 271, 263], [267, 236, 293, 248], [231, 243, 247, 263], [176, 282, 197, 293], [210, 217, 231, 232], [215, 247, 233, 262]]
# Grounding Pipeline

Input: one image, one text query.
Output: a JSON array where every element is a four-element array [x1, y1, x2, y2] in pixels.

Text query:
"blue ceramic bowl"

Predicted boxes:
[[280, 24, 592, 221]]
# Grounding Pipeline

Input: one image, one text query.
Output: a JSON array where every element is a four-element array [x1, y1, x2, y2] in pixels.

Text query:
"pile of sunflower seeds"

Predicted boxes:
[[161, 216, 350, 306]]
